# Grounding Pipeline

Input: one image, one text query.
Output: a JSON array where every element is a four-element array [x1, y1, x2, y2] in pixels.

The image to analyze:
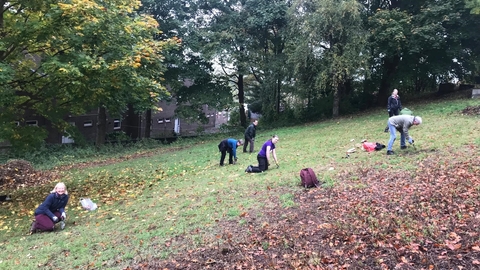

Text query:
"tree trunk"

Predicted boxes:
[[238, 74, 247, 127], [145, 109, 151, 138], [332, 86, 340, 118], [96, 106, 107, 146], [125, 104, 140, 140], [0, 0, 5, 60], [275, 78, 281, 114]]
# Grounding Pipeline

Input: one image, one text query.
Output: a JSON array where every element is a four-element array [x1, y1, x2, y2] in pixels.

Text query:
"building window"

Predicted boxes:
[[158, 118, 164, 124], [113, 119, 121, 130], [165, 118, 171, 123], [26, 120, 38, 126], [84, 120, 93, 127]]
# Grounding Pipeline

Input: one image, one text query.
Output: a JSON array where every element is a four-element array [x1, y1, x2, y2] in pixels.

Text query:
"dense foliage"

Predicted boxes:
[[146, 0, 479, 123], [0, 0, 175, 151], [1, 0, 479, 150]]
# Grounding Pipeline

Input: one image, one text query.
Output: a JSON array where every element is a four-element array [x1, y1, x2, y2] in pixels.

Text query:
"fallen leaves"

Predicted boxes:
[[127, 145, 480, 269], [0, 160, 59, 190]]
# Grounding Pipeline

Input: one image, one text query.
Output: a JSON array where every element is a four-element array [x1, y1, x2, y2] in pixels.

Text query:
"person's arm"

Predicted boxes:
[[37, 194, 56, 219], [403, 124, 411, 141], [246, 125, 253, 139], [266, 145, 272, 164], [387, 96, 391, 111], [232, 146, 237, 158], [59, 195, 69, 214], [272, 149, 278, 165]]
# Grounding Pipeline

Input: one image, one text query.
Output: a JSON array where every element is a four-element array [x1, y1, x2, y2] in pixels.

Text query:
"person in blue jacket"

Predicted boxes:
[[30, 182, 69, 234], [218, 138, 243, 166]]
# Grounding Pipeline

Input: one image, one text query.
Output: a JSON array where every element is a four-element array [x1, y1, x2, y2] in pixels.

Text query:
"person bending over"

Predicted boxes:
[[218, 138, 243, 166], [386, 115, 422, 155]]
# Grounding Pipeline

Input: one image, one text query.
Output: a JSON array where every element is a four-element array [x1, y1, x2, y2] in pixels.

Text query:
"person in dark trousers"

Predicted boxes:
[[30, 182, 69, 234], [218, 138, 243, 166], [243, 119, 258, 153], [386, 115, 422, 155], [245, 135, 279, 173], [384, 89, 403, 132]]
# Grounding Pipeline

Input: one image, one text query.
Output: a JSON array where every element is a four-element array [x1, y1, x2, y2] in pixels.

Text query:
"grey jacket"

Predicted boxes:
[[388, 115, 415, 140]]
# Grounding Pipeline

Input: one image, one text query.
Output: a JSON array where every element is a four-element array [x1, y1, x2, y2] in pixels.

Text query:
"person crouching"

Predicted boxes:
[[30, 182, 69, 234]]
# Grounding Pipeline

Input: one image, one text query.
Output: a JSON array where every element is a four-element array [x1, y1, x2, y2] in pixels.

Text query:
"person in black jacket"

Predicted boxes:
[[243, 119, 258, 153], [30, 182, 69, 234], [384, 89, 402, 132]]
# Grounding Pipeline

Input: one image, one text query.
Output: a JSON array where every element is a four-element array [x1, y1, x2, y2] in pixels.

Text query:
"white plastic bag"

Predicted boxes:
[[80, 198, 97, 211]]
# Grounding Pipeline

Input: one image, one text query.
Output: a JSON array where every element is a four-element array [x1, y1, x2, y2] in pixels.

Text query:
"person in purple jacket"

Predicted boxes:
[[218, 138, 244, 166], [30, 182, 69, 234], [245, 135, 279, 173]]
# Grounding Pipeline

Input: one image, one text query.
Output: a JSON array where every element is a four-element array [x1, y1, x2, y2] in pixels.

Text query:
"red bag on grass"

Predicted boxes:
[[300, 168, 320, 188]]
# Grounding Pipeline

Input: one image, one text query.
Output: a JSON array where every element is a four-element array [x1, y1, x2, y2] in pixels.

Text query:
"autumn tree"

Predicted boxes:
[[0, 0, 175, 151]]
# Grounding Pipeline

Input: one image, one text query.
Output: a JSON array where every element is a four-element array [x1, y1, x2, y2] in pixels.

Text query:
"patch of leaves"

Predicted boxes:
[[0, 160, 58, 190], [461, 105, 480, 115], [127, 145, 480, 269]]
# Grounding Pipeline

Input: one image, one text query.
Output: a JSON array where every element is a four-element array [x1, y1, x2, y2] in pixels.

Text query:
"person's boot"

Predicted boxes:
[[29, 221, 37, 234], [401, 146, 407, 149], [386, 150, 395, 155]]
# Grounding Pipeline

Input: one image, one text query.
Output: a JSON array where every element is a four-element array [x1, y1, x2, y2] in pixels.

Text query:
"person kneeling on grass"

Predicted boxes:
[[30, 182, 69, 234], [245, 135, 279, 173], [386, 115, 422, 155]]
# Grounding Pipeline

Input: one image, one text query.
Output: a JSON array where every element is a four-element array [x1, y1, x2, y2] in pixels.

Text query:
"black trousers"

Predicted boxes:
[[218, 140, 233, 165], [251, 156, 268, 173]]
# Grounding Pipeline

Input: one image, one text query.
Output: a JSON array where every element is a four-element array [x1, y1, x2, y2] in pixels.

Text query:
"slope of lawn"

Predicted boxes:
[[0, 95, 479, 269]]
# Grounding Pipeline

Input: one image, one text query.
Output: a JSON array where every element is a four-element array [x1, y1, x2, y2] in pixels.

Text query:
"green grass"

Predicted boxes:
[[0, 96, 479, 269]]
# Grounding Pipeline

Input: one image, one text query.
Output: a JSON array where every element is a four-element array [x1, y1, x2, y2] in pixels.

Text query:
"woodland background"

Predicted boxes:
[[1, 0, 480, 153]]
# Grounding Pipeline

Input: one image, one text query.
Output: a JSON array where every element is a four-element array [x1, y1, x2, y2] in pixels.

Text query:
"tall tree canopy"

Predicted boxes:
[[0, 0, 175, 151], [140, 0, 233, 124], [289, 0, 368, 117]]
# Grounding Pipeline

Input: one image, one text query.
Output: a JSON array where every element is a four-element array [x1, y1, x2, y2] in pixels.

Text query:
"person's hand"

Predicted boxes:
[[61, 212, 67, 220], [388, 109, 390, 112], [52, 216, 58, 222]]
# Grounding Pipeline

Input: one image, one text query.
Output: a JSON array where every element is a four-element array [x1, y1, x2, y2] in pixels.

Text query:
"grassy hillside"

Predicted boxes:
[[0, 96, 479, 269]]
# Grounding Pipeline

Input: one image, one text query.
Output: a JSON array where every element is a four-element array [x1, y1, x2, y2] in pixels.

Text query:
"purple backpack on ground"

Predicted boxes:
[[300, 168, 320, 188]]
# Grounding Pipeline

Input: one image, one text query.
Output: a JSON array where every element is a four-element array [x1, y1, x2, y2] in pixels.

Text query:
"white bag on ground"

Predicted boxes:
[[80, 198, 97, 211]]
